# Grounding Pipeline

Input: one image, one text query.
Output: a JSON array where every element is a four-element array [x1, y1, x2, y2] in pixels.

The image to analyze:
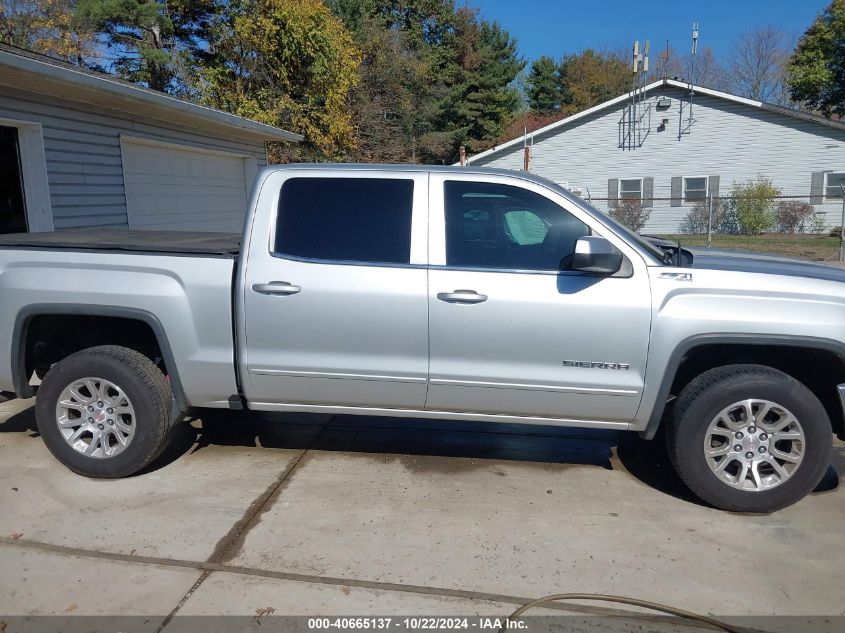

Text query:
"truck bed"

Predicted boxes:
[[0, 230, 240, 257]]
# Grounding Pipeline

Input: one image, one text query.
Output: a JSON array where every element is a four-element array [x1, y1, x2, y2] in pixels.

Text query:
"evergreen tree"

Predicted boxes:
[[526, 55, 561, 113], [74, 0, 215, 93], [788, 0, 845, 117]]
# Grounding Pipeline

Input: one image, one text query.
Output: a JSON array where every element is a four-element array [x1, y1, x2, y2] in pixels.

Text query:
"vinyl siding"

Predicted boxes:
[[0, 86, 268, 230], [474, 86, 845, 231]]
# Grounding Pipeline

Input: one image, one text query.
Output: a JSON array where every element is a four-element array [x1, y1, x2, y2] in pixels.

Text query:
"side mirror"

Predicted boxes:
[[572, 236, 623, 275]]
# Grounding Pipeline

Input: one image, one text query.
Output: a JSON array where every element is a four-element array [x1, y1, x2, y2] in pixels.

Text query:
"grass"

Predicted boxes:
[[660, 233, 843, 262]]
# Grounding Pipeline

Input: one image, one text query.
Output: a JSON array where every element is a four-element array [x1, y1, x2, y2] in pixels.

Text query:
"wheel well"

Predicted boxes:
[[668, 343, 845, 438], [20, 314, 168, 392]]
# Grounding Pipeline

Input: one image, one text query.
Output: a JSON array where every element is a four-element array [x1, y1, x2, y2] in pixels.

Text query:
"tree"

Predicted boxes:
[[1, 0, 96, 64], [650, 45, 727, 90], [422, 7, 524, 160], [201, 0, 360, 161], [75, 0, 215, 93], [788, 0, 845, 117], [558, 49, 630, 115], [346, 17, 430, 162], [727, 26, 791, 104], [526, 55, 561, 113], [330, 0, 524, 163]]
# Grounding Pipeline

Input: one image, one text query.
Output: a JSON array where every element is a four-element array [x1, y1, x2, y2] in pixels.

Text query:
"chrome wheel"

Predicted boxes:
[[704, 399, 805, 491], [55, 377, 136, 458]]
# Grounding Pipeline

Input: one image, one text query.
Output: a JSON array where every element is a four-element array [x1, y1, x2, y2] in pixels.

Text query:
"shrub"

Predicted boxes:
[[610, 200, 651, 233], [731, 176, 780, 235], [810, 213, 826, 234], [680, 199, 726, 234], [715, 200, 742, 235], [775, 200, 814, 233]]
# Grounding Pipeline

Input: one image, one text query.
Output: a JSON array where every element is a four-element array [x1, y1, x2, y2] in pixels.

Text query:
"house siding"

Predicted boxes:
[[0, 86, 268, 229], [473, 85, 845, 232]]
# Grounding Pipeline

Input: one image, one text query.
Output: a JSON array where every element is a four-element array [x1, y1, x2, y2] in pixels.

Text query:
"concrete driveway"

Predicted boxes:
[[1, 396, 843, 632]]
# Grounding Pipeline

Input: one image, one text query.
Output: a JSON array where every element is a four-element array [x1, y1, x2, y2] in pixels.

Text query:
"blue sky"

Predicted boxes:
[[472, 0, 827, 62]]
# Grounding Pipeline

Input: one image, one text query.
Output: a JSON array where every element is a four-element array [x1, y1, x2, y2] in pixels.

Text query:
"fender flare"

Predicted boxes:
[[11, 304, 189, 413], [640, 333, 845, 440]]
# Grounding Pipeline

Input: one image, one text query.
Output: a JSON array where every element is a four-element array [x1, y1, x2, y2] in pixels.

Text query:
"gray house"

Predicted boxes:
[[466, 79, 845, 233], [0, 44, 301, 235]]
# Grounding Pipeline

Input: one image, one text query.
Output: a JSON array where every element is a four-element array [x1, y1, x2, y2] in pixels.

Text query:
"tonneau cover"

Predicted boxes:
[[0, 229, 240, 256]]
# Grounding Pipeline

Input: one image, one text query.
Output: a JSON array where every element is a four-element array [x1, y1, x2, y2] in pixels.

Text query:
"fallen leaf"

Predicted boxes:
[[64, 604, 78, 614], [255, 607, 275, 619], [341, 586, 351, 596], [9, 533, 23, 541]]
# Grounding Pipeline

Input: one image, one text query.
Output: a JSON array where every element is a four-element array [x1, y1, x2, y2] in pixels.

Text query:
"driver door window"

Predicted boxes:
[[445, 181, 590, 271]]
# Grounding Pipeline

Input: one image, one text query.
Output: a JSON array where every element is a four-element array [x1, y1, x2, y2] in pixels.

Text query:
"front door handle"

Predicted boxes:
[[252, 281, 301, 296], [437, 289, 487, 304]]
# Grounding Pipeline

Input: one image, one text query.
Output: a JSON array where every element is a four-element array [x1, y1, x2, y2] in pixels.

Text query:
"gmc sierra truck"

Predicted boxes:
[[1, 164, 843, 512]]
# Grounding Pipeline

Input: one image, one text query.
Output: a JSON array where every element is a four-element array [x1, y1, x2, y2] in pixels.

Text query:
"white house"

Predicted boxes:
[[466, 79, 845, 233], [0, 43, 302, 235]]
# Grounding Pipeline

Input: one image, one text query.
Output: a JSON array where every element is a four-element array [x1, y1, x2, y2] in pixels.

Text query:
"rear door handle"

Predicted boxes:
[[252, 281, 301, 296], [437, 290, 487, 304]]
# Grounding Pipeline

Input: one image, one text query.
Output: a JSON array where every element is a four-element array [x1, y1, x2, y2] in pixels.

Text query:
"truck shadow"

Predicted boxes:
[[1, 403, 837, 504], [154, 409, 704, 506]]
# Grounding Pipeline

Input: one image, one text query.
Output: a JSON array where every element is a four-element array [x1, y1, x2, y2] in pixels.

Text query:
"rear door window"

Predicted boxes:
[[275, 177, 414, 265]]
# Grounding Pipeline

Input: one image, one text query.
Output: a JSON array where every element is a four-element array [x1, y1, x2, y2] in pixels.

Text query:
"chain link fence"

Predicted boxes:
[[583, 194, 845, 262]]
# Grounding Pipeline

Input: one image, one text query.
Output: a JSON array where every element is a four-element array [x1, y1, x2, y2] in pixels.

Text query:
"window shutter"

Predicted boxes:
[[810, 171, 825, 205], [608, 178, 618, 209], [642, 177, 654, 208], [670, 177, 682, 206], [708, 175, 720, 201]]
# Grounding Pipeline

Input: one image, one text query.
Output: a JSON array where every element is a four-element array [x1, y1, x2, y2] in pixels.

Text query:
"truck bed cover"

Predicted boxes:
[[0, 230, 240, 257]]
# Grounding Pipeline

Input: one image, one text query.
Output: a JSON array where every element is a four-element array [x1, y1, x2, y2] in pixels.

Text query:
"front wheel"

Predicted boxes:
[[667, 364, 832, 512], [35, 345, 173, 478]]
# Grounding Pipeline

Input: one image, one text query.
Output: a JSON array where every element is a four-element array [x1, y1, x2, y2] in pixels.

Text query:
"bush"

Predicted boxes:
[[731, 176, 780, 235], [775, 200, 814, 233], [715, 200, 742, 235], [680, 199, 726, 234], [610, 200, 651, 233]]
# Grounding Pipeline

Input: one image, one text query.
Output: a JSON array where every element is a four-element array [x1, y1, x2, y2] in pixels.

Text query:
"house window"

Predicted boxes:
[[826, 172, 845, 199], [684, 177, 708, 201], [619, 178, 642, 200]]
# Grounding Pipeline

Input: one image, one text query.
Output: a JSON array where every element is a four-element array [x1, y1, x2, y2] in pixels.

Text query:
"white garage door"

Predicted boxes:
[[121, 139, 254, 232]]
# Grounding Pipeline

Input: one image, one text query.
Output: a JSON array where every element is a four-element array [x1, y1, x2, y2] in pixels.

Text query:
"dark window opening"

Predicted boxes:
[[0, 126, 27, 234], [275, 177, 414, 265]]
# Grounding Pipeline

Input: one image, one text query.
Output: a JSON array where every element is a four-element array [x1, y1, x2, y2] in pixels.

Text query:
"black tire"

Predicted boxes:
[[667, 364, 832, 513], [35, 345, 173, 478]]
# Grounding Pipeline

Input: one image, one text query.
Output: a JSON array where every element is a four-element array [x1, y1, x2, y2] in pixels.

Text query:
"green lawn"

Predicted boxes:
[[660, 233, 842, 262]]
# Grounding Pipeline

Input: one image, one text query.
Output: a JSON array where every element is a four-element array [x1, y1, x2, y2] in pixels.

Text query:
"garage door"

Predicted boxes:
[[121, 139, 254, 232]]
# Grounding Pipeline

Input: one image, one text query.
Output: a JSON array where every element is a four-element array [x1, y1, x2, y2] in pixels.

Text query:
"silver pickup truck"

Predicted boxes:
[[1, 164, 843, 512]]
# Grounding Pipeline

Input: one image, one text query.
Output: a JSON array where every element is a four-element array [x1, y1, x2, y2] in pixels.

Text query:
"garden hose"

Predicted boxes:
[[499, 593, 749, 633]]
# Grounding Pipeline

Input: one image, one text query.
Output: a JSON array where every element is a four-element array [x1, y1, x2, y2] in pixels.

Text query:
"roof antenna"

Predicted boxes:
[[690, 22, 698, 123]]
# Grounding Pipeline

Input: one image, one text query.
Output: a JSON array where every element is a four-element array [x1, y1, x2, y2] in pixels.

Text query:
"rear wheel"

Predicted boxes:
[[35, 345, 173, 477], [667, 364, 832, 512]]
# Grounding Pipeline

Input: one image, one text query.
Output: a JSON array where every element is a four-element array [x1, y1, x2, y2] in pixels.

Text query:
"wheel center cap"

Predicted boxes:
[[95, 410, 107, 424]]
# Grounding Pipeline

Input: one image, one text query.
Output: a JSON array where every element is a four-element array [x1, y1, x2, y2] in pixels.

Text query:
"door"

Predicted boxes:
[[426, 175, 652, 422], [121, 138, 252, 232], [241, 173, 429, 409], [0, 126, 27, 234]]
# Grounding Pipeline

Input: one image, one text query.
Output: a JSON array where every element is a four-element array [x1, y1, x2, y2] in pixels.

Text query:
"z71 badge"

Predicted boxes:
[[562, 360, 630, 370]]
